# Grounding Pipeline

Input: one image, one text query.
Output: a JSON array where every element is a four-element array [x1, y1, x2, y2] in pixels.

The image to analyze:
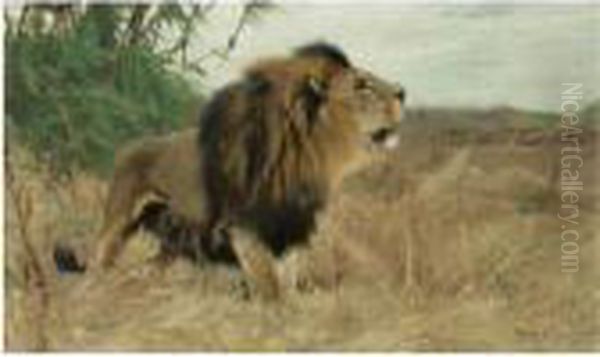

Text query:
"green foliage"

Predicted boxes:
[[5, 5, 210, 176]]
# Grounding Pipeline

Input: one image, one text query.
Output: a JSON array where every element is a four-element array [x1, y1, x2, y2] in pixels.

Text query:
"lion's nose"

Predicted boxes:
[[395, 86, 406, 103]]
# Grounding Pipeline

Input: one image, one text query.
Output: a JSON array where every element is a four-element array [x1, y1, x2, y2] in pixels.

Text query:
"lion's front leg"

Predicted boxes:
[[229, 226, 281, 301]]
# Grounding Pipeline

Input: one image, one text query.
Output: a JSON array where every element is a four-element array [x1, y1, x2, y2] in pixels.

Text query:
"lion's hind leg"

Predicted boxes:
[[92, 189, 165, 271], [229, 226, 281, 301], [93, 216, 134, 271]]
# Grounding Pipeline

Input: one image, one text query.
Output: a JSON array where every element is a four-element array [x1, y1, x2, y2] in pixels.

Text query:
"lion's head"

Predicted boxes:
[[199, 42, 406, 255], [294, 43, 405, 151]]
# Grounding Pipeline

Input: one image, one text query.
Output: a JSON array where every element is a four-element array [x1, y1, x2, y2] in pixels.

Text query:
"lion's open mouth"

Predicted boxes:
[[370, 127, 400, 150]]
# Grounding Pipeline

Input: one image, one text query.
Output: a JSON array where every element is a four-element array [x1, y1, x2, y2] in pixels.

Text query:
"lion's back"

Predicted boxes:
[[113, 129, 209, 224]]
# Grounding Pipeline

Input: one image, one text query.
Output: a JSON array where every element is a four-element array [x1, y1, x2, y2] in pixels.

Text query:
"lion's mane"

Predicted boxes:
[[199, 43, 355, 256]]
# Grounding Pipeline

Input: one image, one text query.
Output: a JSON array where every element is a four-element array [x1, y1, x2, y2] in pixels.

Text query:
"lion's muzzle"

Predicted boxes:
[[370, 126, 401, 150]]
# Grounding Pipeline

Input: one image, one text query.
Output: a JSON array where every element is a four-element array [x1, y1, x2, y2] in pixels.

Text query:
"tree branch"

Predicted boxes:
[[192, 0, 274, 66]]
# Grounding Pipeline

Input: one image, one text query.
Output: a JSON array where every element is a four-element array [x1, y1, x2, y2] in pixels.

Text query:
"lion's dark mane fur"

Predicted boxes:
[[198, 42, 351, 256]]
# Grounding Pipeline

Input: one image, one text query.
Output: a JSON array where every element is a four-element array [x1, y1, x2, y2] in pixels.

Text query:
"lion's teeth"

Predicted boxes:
[[384, 135, 399, 149]]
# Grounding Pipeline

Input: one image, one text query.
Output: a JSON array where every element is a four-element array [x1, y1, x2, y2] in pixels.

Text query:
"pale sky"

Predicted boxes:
[[190, 4, 599, 112]]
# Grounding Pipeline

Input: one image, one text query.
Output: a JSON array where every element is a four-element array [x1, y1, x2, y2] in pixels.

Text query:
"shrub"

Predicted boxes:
[[6, 6, 201, 176]]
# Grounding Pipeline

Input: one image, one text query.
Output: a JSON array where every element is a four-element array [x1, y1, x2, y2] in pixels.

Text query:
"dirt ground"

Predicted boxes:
[[5, 107, 599, 351]]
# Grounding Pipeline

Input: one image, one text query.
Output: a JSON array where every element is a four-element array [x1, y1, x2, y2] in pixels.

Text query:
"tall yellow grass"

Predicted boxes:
[[5, 123, 598, 351]]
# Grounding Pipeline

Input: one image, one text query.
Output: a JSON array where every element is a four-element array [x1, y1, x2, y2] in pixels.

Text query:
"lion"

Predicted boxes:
[[86, 42, 406, 299]]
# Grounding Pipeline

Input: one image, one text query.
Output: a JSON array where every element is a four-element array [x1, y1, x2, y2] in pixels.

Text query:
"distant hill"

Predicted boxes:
[[402, 104, 597, 147], [583, 100, 600, 122]]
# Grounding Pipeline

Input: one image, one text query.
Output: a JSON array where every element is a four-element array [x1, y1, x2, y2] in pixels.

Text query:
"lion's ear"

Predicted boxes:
[[300, 76, 327, 127], [307, 76, 326, 97]]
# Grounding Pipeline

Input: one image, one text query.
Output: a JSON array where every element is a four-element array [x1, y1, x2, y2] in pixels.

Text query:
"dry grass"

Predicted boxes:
[[5, 110, 599, 351]]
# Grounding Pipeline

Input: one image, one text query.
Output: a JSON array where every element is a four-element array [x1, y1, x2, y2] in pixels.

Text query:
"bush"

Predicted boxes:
[[6, 6, 201, 176]]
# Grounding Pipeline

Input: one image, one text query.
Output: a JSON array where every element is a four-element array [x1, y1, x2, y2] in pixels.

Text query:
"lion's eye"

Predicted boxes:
[[354, 78, 371, 91]]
